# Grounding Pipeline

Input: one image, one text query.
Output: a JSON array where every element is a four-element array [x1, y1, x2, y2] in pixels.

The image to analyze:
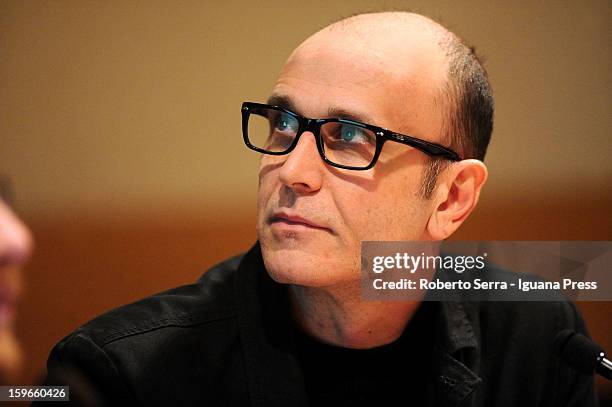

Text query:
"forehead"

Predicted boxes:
[[271, 26, 448, 141]]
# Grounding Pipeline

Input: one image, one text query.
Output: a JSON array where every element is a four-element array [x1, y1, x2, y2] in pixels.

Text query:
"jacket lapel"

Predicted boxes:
[[432, 301, 482, 407]]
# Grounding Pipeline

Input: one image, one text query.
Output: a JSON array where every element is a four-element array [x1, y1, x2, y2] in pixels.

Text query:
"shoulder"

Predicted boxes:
[[43, 253, 248, 404], [446, 264, 585, 335], [71, 252, 244, 347], [468, 268, 588, 340], [468, 299, 594, 406], [47, 253, 245, 373], [475, 298, 584, 332]]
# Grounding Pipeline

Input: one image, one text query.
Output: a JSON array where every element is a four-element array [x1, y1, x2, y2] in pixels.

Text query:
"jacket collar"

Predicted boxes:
[[234, 243, 482, 407], [433, 301, 482, 406]]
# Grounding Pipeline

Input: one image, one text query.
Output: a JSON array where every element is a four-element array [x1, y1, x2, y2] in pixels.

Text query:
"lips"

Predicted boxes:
[[269, 212, 330, 232]]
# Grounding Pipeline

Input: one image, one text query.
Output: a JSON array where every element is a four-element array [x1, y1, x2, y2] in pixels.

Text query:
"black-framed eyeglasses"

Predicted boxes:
[[241, 102, 462, 170]]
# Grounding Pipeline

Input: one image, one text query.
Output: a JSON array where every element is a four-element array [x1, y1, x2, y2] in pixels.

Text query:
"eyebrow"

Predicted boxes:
[[267, 94, 297, 112], [266, 94, 377, 126]]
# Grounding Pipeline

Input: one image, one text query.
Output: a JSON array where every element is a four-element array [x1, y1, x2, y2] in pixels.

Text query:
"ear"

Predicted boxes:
[[426, 160, 488, 240]]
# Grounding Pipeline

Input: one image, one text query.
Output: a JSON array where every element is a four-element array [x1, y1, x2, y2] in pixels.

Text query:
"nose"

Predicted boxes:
[[0, 201, 33, 267], [278, 130, 324, 194]]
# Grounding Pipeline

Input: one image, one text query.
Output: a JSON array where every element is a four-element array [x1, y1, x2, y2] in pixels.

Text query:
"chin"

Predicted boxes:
[[261, 244, 358, 288]]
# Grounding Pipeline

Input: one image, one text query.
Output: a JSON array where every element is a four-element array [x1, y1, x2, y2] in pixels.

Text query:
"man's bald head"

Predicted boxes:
[[286, 11, 494, 197], [326, 11, 450, 45]]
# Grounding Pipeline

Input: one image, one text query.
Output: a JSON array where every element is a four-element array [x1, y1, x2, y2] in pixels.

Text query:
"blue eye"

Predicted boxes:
[[340, 124, 368, 143], [274, 113, 297, 132]]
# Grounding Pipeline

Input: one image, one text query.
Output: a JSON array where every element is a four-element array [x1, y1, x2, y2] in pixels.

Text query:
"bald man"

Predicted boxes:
[[39, 12, 595, 406]]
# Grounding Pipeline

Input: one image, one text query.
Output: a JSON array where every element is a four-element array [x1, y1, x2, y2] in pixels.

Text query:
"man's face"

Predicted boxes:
[[256, 27, 448, 287], [0, 199, 31, 381]]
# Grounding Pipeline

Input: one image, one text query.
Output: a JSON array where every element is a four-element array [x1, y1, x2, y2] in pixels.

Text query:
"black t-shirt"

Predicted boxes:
[[295, 301, 436, 407]]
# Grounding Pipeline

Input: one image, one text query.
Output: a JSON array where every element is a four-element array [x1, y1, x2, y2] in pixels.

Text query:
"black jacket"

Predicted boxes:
[[39, 243, 596, 406]]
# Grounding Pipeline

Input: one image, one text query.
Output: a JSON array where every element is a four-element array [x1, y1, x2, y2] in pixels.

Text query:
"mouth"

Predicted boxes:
[[268, 213, 331, 232]]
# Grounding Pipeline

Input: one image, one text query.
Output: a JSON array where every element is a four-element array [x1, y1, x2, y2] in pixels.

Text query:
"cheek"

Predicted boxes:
[[256, 163, 275, 211], [336, 175, 427, 241]]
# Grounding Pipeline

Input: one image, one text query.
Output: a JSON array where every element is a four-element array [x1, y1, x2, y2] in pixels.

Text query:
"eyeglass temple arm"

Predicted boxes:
[[384, 131, 462, 161]]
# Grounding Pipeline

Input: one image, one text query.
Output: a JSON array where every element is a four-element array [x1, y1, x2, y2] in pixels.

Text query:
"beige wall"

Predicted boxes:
[[2, 1, 610, 217]]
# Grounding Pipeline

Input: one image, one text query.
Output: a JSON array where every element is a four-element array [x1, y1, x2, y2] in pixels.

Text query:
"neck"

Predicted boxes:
[[289, 282, 421, 349]]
